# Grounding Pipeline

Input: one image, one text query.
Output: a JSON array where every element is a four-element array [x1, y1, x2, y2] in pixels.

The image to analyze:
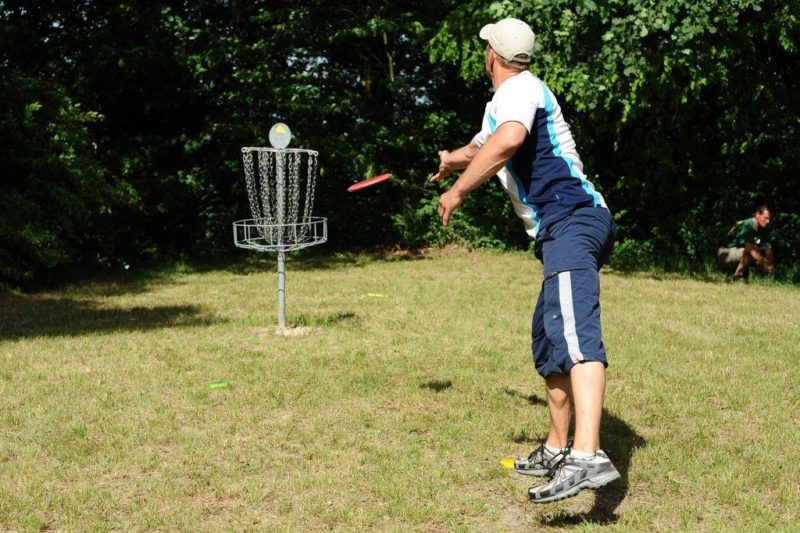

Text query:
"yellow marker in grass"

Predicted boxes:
[[367, 293, 388, 298], [500, 458, 515, 469], [208, 381, 231, 389]]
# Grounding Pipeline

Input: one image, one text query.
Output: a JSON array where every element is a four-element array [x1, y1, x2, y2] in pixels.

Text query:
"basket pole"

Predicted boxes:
[[235, 125, 325, 332], [277, 251, 287, 329]]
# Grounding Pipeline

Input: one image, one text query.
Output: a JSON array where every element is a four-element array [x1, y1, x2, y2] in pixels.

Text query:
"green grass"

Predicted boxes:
[[1, 248, 798, 531]]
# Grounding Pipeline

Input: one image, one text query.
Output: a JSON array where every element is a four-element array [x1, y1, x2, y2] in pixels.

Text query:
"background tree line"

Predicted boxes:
[[2, 0, 799, 287]]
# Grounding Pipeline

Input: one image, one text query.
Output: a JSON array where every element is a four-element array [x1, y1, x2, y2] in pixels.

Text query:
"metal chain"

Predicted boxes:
[[287, 151, 301, 226], [305, 152, 317, 223], [274, 150, 285, 243], [242, 149, 265, 238], [243, 149, 260, 219], [301, 153, 318, 239], [242, 148, 319, 246], [257, 151, 276, 240]]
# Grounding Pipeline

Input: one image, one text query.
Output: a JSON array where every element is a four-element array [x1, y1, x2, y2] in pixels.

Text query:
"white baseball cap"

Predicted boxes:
[[479, 18, 535, 63]]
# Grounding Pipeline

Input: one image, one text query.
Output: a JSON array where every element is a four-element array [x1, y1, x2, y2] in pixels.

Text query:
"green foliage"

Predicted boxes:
[[772, 212, 800, 282], [0, 71, 117, 283], [431, 0, 800, 274], [1, 0, 799, 285], [609, 239, 655, 272]]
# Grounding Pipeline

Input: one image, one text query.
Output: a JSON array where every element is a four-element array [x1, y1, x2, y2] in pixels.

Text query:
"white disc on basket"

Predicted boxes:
[[268, 123, 292, 149]]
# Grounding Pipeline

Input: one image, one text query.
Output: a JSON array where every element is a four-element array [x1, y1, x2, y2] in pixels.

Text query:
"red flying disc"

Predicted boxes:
[[347, 173, 393, 192]]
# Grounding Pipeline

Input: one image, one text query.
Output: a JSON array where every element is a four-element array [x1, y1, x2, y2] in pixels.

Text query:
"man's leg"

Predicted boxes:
[[544, 373, 571, 449], [516, 289, 571, 476], [537, 267, 607, 451], [734, 244, 756, 277], [527, 208, 619, 502], [533, 288, 573, 447], [530, 359, 619, 504], [717, 247, 742, 273], [570, 361, 605, 453], [529, 266, 620, 502]]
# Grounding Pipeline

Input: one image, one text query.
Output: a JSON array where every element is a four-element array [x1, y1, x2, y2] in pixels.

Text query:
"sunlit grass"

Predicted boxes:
[[1, 248, 798, 530]]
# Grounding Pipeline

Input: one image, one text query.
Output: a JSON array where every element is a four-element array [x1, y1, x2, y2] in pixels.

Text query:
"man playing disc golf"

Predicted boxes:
[[431, 18, 620, 503]]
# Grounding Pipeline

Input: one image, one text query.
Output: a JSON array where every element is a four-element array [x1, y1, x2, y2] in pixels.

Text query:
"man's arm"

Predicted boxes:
[[744, 242, 764, 263], [430, 141, 481, 182], [437, 121, 527, 226], [744, 243, 775, 273]]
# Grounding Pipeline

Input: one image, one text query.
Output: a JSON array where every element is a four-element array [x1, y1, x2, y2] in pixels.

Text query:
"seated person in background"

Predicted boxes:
[[717, 204, 774, 280]]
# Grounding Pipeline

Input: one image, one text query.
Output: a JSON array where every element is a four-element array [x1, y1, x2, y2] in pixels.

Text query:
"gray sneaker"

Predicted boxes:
[[528, 450, 621, 503], [514, 443, 567, 476]]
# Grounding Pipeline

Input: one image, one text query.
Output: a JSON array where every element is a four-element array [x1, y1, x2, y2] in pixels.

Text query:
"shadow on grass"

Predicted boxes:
[[503, 387, 549, 443], [420, 379, 453, 392], [503, 386, 547, 407], [294, 311, 360, 327], [34, 266, 189, 298], [0, 292, 219, 341]]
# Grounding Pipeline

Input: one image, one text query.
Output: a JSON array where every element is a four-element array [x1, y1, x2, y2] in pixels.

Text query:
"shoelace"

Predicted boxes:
[[529, 440, 572, 463], [525, 444, 545, 462], [545, 446, 572, 480]]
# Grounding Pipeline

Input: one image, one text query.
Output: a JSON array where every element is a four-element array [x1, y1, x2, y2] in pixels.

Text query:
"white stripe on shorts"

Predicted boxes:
[[558, 271, 584, 363]]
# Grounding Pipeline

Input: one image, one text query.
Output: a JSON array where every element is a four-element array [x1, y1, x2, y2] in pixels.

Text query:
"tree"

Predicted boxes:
[[2, 1, 799, 286], [429, 0, 800, 272]]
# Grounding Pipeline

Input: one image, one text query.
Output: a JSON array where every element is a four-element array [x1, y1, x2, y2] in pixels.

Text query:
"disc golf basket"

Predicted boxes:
[[233, 123, 327, 332]]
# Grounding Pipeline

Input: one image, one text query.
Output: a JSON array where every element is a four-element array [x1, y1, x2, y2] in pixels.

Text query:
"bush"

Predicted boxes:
[[609, 239, 655, 272]]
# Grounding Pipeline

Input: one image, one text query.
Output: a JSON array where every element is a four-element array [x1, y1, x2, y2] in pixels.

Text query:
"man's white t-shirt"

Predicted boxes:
[[472, 71, 606, 238]]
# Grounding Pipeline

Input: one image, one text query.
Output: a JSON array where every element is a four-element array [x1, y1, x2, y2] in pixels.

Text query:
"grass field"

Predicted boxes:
[[1, 248, 799, 531]]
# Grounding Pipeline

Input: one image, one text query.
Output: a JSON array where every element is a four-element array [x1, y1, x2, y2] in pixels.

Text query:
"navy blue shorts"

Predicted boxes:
[[531, 206, 616, 377]]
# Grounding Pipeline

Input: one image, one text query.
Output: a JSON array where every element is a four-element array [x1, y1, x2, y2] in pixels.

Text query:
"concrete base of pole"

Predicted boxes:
[[274, 326, 313, 337]]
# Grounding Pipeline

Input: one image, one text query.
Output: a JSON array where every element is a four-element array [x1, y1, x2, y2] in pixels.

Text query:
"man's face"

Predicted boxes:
[[754, 210, 771, 229]]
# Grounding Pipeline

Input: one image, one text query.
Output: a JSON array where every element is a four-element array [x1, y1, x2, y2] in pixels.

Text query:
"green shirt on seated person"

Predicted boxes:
[[722, 217, 771, 250]]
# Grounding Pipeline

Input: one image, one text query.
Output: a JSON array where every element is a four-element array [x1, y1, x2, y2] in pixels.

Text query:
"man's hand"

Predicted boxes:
[[438, 187, 465, 227], [432, 123, 527, 227], [430, 150, 456, 182]]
